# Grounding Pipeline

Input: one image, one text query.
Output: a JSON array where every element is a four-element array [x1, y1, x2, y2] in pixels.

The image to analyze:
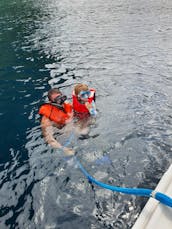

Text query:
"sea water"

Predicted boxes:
[[0, 0, 172, 228]]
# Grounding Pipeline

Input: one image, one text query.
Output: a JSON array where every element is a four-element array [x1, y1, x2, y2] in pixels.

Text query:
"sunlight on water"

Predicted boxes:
[[0, 0, 172, 228]]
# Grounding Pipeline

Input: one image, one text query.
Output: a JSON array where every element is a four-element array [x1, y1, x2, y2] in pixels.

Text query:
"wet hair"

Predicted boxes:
[[74, 83, 89, 96], [48, 88, 61, 101]]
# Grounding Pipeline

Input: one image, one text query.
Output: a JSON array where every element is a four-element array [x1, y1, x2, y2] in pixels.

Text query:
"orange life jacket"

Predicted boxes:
[[39, 102, 72, 125], [72, 88, 96, 118]]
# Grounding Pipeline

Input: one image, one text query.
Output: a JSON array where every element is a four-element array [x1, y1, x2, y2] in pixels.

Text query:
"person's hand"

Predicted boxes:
[[85, 101, 97, 117], [63, 147, 75, 156]]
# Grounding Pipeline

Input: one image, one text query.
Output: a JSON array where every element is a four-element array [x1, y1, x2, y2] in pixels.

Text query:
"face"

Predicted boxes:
[[52, 93, 67, 105], [50, 93, 61, 102]]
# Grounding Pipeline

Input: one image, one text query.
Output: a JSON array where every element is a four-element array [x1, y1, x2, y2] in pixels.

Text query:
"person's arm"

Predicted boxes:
[[41, 116, 74, 155]]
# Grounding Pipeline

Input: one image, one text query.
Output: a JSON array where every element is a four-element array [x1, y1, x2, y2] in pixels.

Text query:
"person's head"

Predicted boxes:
[[74, 83, 90, 100], [48, 88, 67, 105]]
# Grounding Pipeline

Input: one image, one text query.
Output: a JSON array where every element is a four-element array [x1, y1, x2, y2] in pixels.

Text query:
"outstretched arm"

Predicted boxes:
[[41, 116, 74, 155]]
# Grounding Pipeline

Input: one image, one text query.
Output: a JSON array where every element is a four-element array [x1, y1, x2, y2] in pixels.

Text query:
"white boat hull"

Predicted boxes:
[[132, 164, 172, 229]]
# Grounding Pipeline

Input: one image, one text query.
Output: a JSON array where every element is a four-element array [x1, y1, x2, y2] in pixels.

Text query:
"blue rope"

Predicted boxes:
[[62, 131, 172, 208]]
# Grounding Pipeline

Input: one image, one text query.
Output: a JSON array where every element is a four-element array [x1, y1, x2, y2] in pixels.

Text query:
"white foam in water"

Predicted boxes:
[[35, 177, 50, 224], [73, 204, 84, 215]]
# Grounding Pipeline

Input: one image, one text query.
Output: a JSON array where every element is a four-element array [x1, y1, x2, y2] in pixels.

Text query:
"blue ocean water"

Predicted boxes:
[[0, 0, 172, 228]]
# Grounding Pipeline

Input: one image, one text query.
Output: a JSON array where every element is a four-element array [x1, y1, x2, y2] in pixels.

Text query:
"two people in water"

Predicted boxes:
[[39, 83, 97, 155]]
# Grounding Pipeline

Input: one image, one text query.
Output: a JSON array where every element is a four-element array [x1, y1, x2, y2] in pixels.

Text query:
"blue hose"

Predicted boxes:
[[63, 132, 172, 208], [75, 157, 172, 208]]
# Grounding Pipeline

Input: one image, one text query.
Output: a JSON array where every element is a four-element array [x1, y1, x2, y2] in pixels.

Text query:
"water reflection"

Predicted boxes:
[[0, 0, 172, 228]]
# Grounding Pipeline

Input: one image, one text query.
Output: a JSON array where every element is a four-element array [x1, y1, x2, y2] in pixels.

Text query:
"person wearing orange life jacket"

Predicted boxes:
[[39, 88, 74, 155], [72, 83, 97, 135]]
